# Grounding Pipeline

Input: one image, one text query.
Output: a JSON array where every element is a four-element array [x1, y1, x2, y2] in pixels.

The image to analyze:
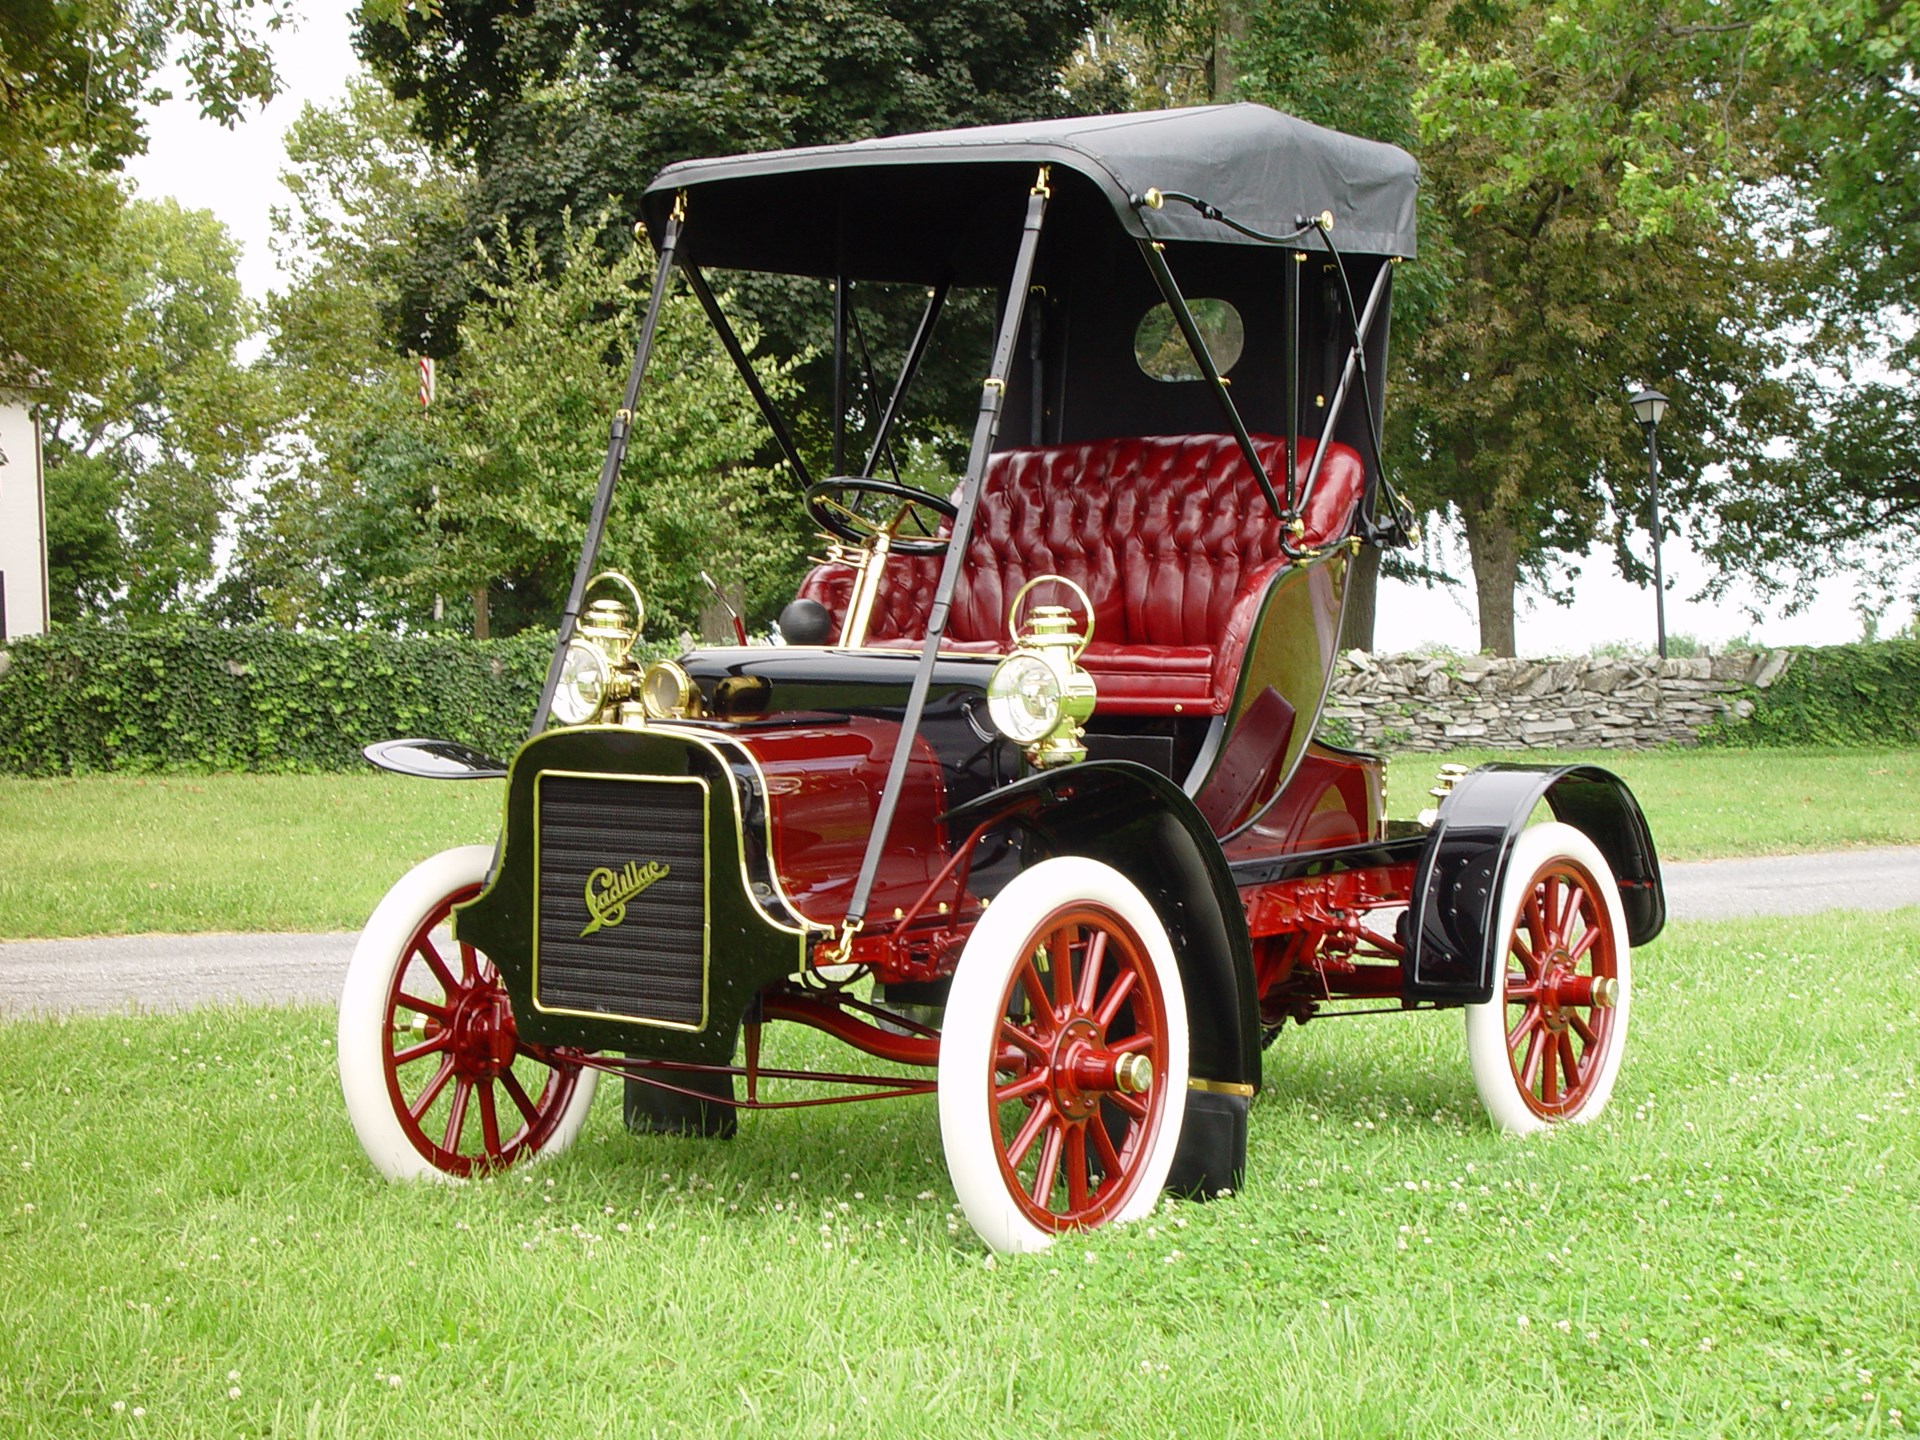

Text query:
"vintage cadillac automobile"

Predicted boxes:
[[339, 104, 1665, 1253]]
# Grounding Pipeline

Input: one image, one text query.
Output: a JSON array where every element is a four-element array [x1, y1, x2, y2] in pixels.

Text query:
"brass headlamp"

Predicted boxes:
[[986, 574, 1097, 767], [553, 571, 645, 726]]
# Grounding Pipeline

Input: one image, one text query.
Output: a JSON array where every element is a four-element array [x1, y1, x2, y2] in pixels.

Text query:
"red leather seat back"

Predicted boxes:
[[797, 433, 1365, 698]]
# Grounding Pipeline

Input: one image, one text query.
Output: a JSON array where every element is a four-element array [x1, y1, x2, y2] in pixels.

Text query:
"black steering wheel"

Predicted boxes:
[[804, 476, 958, 558]]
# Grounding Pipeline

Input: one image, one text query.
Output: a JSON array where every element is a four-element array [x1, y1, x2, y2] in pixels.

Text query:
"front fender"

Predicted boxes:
[[1404, 764, 1665, 1004], [946, 760, 1261, 1092]]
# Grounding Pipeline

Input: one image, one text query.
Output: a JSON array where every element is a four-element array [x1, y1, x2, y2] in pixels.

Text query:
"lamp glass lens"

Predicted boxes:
[[641, 661, 692, 719], [554, 641, 608, 724], [986, 654, 1063, 743]]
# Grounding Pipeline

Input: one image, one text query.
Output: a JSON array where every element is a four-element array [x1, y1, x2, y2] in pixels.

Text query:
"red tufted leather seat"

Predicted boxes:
[[796, 433, 1365, 715]]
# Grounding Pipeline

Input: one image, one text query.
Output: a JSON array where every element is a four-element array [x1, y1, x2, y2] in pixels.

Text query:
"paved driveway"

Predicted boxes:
[[2, 846, 1916, 1017]]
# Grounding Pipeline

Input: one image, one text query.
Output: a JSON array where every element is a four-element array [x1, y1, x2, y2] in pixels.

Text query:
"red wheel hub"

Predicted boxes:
[[446, 986, 518, 1079]]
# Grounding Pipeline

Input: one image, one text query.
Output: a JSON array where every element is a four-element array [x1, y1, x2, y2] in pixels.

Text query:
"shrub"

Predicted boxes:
[[1703, 640, 1920, 747], [0, 624, 559, 774]]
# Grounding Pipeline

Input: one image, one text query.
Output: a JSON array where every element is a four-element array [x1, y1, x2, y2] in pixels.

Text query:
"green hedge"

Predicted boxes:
[[0, 624, 561, 774], [1703, 640, 1920, 747]]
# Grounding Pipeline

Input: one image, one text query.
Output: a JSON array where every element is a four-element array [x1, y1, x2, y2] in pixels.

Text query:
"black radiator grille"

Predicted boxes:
[[534, 773, 709, 1027]]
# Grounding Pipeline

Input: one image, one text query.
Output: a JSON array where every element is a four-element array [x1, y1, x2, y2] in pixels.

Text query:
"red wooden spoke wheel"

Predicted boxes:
[[1466, 824, 1632, 1134], [940, 858, 1188, 1253], [339, 846, 597, 1180]]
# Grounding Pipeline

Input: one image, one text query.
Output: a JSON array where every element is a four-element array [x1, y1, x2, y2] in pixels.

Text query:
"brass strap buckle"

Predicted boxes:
[[819, 917, 864, 967]]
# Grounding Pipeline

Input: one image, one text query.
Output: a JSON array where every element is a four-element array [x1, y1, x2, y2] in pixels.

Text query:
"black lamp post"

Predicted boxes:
[[1628, 387, 1670, 660]]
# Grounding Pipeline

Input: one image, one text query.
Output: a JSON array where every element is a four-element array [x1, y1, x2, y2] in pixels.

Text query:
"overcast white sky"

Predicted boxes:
[[122, 5, 1873, 655]]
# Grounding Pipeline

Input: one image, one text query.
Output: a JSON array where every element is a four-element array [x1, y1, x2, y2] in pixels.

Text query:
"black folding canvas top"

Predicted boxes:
[[639, 104, 1419, 281]]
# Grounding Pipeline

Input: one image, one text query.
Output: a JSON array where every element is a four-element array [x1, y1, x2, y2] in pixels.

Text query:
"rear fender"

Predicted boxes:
[[1405, 764, 1665, 1004]]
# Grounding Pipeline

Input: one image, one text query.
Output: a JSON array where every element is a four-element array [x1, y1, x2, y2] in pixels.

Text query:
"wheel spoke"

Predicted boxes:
[[499, 1068, 541, 1126], [1509, 932, 1541, 981], [443, 1079, 475, 1153], [1064, 1126, 1090, 1213], [1525, 888, 1549, 957], [1507, 1006, 1543, 1053], [1540, 1035, 1559, 1104], [1555, 879, 1582, 942], [1075, 931, 1107, 1015], [998, 1019, 1050, 1061], [1109, 1031, 1154, 1056], [1016, 958, 1058, 1032], [1519, 1029, 1546, 1092], [1029, 1122, 1064, 1208], [394, 992, 449, 1023], [1110, 1090, 1149, 1120], [1567, 922, 1601, 964], [406, 1057, 456, 1122], [1048, 924, 1076, 1012], [478, 1081, 503, 1156], [995, 1069, 1052, 1104], [390, 1033, 448, 1068], [415, 937, 460, 997], [1092, 969, 1138, 1031], [1005, 1099, 1052, 1168], [1090, 1113, 1123, 1180], [1569, 1012, 1598, 1047], [1558, 1032, 1582, 1090], [1541, 875, 1565, 945]]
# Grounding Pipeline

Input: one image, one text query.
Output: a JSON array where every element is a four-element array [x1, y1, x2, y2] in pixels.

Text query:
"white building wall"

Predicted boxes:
[[0, 396, 51, 638]]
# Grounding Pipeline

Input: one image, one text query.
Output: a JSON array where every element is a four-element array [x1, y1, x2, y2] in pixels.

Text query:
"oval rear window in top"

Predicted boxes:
[[1133, 299, 1245, 382]]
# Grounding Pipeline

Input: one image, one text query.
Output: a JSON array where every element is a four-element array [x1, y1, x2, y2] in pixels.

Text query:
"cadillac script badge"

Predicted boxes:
[[579, 859, 670, 938]]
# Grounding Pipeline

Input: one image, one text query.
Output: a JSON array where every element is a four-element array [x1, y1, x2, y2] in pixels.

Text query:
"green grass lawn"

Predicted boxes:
[[2, 748, 1916, 940], [2, 910, 1914, 1438], [1386, 746, 1920, 858], [0, 774, 499, 940]]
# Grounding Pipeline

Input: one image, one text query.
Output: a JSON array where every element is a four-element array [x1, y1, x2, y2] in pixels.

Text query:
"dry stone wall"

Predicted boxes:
[[1323, 650, 1791, 752]]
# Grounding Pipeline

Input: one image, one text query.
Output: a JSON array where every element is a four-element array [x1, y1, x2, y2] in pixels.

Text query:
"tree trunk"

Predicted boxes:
[[1458, 505, 1520, 656], [1211, 1, 1247, 102], [471, 583, 490, 641], [1338, 543, 1382, 653], [698, 581, 747, 644]]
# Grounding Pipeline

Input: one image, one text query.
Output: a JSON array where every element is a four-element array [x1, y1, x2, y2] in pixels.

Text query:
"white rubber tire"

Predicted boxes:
[[1465, 823, 1631, 1135], [339, 844, 597, 1180], [939, 857, 1189, 1254]]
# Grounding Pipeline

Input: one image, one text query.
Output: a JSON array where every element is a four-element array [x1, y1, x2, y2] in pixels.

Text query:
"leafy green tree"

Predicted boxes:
[[1681, 1, 1920, 614], [414, 215, 804, 635], [229, 79, 468, 630], [42, 200, 273, 619], [247, 80, 800, 635], [1216, 0, 1812, 654], [42, 453, 125, 623], [351, 0, 1100, 459], [0, 0, 289, 397], [1397, 1, 1811, 654], [1759, 0, 1920, 328]]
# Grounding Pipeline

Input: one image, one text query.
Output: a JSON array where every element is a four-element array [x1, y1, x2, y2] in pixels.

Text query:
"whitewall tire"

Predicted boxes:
[[1465, 823, 1631, 1135], [339, 844, 597, 1180], [939, 857, 1189, 1253]]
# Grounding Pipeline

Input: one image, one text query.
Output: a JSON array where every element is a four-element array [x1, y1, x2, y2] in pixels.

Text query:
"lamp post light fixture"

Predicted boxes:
[[1628, 387, 1670, 660]]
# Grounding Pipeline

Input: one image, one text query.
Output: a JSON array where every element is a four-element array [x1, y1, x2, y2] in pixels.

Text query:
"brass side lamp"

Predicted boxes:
[[985, 574, 1098, 768]]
